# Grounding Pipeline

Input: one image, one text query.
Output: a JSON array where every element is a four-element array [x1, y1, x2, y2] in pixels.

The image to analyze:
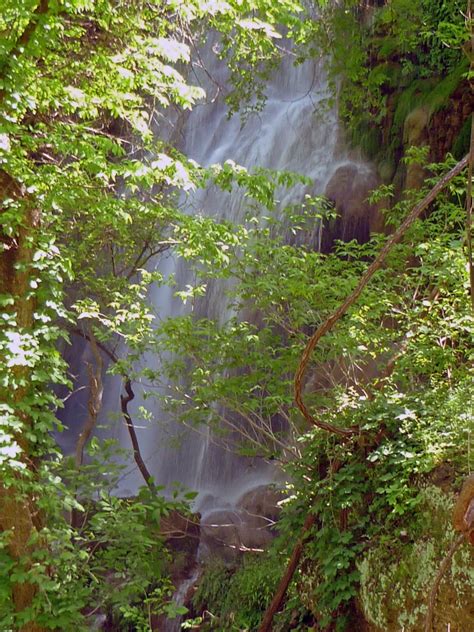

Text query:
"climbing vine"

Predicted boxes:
[[164, 152, 473, 630]]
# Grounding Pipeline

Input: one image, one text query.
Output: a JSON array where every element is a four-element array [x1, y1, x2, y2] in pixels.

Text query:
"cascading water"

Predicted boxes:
[[61, 33, 376, 535], [57, 31, 378, 631]]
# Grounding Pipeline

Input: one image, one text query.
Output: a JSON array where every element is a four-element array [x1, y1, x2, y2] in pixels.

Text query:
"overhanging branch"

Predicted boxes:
[[70, 327, 154, 490], [294, 154, 469, 436], [260, 156, 470, 632]]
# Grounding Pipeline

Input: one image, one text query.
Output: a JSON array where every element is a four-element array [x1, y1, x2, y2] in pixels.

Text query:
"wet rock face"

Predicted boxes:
[[428, 83, 473, 162], [322, 164, 381, 252], [402, 105, 431, 190], [394, 83, 473, 195], [200, 485, 285, 559], [238, 485, 283, 524], [404, 105, 430, 147], [161, 511, 201, 581], [201, 509, 249, 559]]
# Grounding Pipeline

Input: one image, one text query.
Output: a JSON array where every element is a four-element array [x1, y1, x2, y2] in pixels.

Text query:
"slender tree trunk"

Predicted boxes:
[[294, 155, 469, 434], [70, 330, 104, 529], [74, 330, 104, 469], [70, 328, 155, 490], [465, 116, 473, 310], [121, 378, 155, 489], [258, 513, 316, 632], [465, 2, 474, 309]]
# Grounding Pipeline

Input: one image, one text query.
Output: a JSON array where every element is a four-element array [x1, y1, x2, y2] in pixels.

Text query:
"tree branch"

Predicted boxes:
[[69, 326, 119, 363], [466, 0, 474, 309], [13, 1, 49, 54], [258, 512, 316, 632], [294, 154, 469, 435], [124, 243, 172, 280], [70, 327, 155, 490], [74, 330, 103, 468], [466, 112, 474, 311], [120, 378, 155, 490], [261, 157, 470, 632]]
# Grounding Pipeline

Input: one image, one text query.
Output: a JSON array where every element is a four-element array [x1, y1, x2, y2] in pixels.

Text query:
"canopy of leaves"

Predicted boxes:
[[0, 0, 472, 629], [0, 0, 317, 627]]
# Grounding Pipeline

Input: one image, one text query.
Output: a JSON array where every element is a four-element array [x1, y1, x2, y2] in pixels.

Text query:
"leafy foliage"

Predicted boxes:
[[0, 1, 472, 630], [315, 0, 470, 157], [0, 0, 315, 627], [192, 555, 283, 630], [163, 153, 473, 629]]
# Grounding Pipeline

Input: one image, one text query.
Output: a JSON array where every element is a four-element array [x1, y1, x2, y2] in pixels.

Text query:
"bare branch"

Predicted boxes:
[[125, 243, 171, 279], [69, 326, 156, 491], [120, 378, 155, 490], [69, 326, 118, 363], [74, 330, 103, 468]]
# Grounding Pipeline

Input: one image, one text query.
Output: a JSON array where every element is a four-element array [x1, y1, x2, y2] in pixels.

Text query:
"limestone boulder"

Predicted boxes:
[[237, 484, 284, 526], [323, 163, 382, 250], [200, 485, 285, 558]]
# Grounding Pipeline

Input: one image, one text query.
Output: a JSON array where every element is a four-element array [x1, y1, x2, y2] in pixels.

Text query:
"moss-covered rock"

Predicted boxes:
[[351, 119, 383, 161], [358, 487, 474, 631], [191, 554, 286, 630]]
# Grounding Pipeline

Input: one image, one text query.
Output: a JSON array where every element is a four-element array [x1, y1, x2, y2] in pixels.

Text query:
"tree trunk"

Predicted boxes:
[[0, 171, 46, 631]]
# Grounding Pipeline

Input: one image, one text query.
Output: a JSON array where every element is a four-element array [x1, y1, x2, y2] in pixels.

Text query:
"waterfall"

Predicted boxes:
[[60, 38, 376, 515]]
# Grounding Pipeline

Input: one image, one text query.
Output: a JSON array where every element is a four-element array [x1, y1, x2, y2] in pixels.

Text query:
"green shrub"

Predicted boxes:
[[192, 554, 283, 630], [192, 558, 234, 622]]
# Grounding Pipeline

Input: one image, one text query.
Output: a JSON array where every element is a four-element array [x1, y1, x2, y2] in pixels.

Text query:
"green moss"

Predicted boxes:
[[452, 116, 472, 160], [378, 156, 396, 183], [191, 554, 283, 630], [351, 120, 383, 160], [423, 59, 469, 114], [392, 59, 468, 137], [358, 487, 474, 631], [192, 557, 234, 618], [392, 79, 436, 133], [222, 554, 281, 629]]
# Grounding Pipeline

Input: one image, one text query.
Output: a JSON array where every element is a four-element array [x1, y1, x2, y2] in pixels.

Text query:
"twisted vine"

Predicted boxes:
[[260, 154, 469, 632]]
